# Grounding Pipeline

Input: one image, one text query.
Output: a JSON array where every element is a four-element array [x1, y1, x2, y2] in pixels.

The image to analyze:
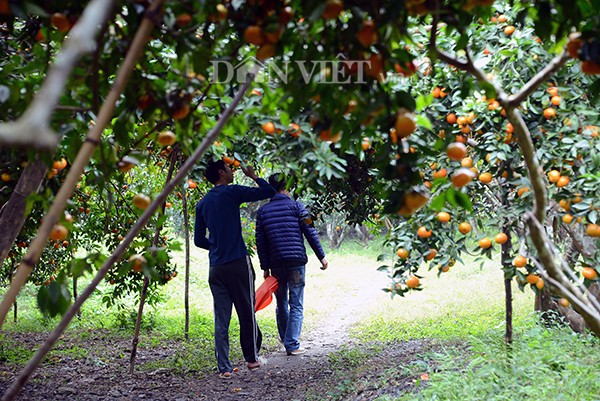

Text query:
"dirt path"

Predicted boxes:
[[0, 259, 444, 401]]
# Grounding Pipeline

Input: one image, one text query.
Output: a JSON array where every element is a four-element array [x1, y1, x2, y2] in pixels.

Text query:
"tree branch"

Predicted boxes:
[[0, 0, 164, 329], [1, 70, 256, 401], [0, 0, 116, 150], [509, 50, 571, 107]]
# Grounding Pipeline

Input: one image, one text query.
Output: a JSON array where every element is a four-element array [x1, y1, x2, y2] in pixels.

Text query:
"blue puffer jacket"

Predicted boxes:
[[255, 193, 326, 270]]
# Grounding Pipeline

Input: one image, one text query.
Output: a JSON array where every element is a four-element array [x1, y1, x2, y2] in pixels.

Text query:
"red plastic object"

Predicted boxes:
[[255, 276, 279, 311]]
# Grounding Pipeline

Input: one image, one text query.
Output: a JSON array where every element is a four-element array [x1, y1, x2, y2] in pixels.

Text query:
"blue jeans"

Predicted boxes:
[[271, 265, 305, 352]]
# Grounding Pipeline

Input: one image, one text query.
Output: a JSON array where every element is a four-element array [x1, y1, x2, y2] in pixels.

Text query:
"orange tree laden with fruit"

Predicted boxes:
[[0, 0, 600, 396]]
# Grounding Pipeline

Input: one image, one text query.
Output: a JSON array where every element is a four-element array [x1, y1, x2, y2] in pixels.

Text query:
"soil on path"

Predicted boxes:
[[0, 261, 450, 401]]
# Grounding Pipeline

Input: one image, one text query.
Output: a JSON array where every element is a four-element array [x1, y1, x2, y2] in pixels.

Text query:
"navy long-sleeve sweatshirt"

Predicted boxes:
[[194, 178, 275, 266]]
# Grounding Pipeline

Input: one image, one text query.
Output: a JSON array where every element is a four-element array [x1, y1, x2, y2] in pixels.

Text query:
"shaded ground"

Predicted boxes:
[[1, 330, 447, 401], [1, 260, 463, 400]]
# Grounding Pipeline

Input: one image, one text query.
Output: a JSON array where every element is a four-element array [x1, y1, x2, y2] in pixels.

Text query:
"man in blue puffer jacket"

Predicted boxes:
[[255, 173, 328, 356]]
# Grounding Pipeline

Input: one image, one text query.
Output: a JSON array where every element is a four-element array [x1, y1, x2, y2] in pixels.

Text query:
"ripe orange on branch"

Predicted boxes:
[[458, 222, 471, 235], [397, 248, 409, 259], [53, 158, 68, 170], [395, 109, 417, 138], [479, 172, 493, 184], [494, 233, 508, 244], [417, 226, 432, 239], [261, 122, 276, 135], [133, 193, 151, 209], [406, 276, 420, 289], [437, 211, 451, 223], [50, 224, 68, 241], [51, 12, 72, 33], [446, 142, 467, 161], [322, 0, 343, 19], [244, 25, 265, 45], [158, 131, 176, 146], [547, 170, 560, 183], [586, 224, 600, 237], [479, 237, 492, 249], [582, 267, 598, 280], [451, 168, 476, 188], [513, 255, 527, 267], [425, 248, 437, 261]]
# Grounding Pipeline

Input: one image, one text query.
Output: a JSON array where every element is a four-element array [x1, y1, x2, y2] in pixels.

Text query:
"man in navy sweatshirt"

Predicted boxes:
[[255, 173, 328, 356], [194, 159, 275, 378]]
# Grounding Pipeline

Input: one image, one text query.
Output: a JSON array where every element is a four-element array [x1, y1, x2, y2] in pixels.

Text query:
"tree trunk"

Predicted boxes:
[[0, 158, 48, 268], [182, 180, 191, 340], [129, 277, 149, 375]]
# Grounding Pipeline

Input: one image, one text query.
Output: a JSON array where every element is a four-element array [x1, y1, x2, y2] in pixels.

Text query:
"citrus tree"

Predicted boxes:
[[0, 0, 599, 398]]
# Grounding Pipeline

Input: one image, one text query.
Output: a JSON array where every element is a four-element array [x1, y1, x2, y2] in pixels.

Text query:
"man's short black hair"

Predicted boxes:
[[268, 173, 286, 192], [205, 159, 227, 184]]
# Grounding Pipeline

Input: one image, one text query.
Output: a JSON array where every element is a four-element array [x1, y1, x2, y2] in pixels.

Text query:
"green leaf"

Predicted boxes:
[[455, 191, 473, 211]]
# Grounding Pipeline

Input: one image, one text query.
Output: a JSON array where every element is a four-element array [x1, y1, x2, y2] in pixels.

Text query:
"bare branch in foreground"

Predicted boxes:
[[0, 71, 256, 401], [0, 0, 116, 149]]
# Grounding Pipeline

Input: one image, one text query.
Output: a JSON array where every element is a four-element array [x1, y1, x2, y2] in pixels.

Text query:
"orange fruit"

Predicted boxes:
[[525, 273, 539, 284], [51, 12, 71, 33], [222, 155, 234, 165], [432, 168, 448, 179], [497, 14, 507, 23], [562, 214, 573, 224], [172, 103, 190, 120], [256, 43, 276, 60], [550, 95, 561, 106], [458, 222, 471, 235], [50, 224, 68, 241], [547, 86, 559, 97], [47, 168, 58, 179], [215, 4, 228, 20], [504, 25, 515, 36], [558, 298, 570, 307], [397, 248, 409, 259], [582, 267, 598, 280], [566, 33, 582, 58], [446, 113, 457, 124], [581, 60, 600, 75], [556, 176, 570, 188], [451, 168, 476, 188], [460, 157, 473, 168], [479, 237, 492, 249], [244, 25, 265, 45], [543, 107, 556, 119], [133, 193, 151, 209], [536, 278, 545, 289], [288, 123, 302, 138], [175, 13, 193, 27], [128, 254, 147, 273], [446, 142, 467, 161], [261, 122, 276, 135], [437, 211, 451, 223], [425, 248, 437, 261], [406, 276, 420, 289], [361, 137, 371, 151], [559, 199, 571, 211], [547, 170, 560, 183], [403, 190, 430, 211], [52, 158, 68, 170], [584, 125, 599, 138], [158, 130, 176, 146], [319, 129, 342, 142], [322, 0, 343, 19], [357, 20, 378, 47], [517, 187, 530, 197], [395, 110, 417, 138], [417, 226, 432, 239], [586, 223, 600, 237], [188, 180, 198, 189], [479, 172, 493, 184], [494, 232, 508, 244], [513, 255, 527, 267]]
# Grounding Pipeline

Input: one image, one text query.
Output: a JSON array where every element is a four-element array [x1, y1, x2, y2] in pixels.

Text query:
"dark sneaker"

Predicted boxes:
[[287, 348, 306, 356]]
